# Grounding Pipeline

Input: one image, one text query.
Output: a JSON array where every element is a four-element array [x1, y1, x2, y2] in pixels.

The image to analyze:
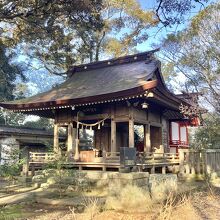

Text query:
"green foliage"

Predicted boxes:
[[0, 41, 24, 102], [0, 147, 25, 178], [0, 40, 26, 125], [0, 106, 53, 130], [160, 2, 220, 113], [153, 0, 209, 26], [100, 0, 158, 58], [0, 204, 31, 220], [192, 113, 220, 149], [0, 0, 104, 75], [0, 163, 21, 178], [23, 117, 53, 131], [0, 0, 208, 76], [0, 108, 26, 125]]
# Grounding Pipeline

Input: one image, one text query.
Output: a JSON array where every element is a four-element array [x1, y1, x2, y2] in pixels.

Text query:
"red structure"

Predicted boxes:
[[169, 117, 200, 153], [169, 121, 189, 153]]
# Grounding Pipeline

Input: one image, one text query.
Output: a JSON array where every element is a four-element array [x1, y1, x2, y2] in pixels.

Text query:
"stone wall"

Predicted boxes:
[[108, 172, 149, 191], [0, 137, 20, 165], [32, 170, 177, 201], [33, 170, 149, 191]]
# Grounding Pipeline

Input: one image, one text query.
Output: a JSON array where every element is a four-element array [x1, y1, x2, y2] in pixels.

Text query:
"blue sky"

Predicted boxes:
[[14, 0, 216, 97], [136, 0, 215, 51]]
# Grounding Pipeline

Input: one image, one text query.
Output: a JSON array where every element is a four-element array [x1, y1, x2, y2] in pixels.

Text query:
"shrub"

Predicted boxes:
[[0, 163, 21, 178]]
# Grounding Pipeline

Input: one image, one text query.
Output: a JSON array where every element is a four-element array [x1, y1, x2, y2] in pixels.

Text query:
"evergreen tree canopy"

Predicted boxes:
[[0, 41, 24, 102], [0, 0, 209, 76]]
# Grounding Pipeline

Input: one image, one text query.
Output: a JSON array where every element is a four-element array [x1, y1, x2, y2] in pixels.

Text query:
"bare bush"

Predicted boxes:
[[105, 184, 153, 213], [83, 197, 101, 220]]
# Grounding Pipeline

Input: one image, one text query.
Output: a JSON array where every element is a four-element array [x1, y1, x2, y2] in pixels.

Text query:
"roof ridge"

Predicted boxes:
[[68, 48, 160, 76]]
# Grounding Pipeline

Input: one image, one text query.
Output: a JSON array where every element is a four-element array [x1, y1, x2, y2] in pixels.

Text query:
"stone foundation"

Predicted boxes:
[[108, 172, 149, 191], [69, 171, 149, 191], [31, 170, 177, 200]]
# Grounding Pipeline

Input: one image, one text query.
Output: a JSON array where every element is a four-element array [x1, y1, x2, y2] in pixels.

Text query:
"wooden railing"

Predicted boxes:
[[29, 152, 55, 163], [29, 151, 179, 164], [103, 151, 120, 163], [169, 140, 189, 145], [137, 152, 179, 165], [93, 150, 120, 158], [104, 151, 120, 158], [29, 149, 220, 175], [29, 151, 121, 163]]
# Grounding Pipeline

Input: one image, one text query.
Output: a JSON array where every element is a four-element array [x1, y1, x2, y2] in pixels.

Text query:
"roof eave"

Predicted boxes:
[[0, 80, 158, 111]]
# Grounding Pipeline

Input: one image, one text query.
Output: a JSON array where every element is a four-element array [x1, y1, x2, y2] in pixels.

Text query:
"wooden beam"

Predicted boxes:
[[53, 124, 59, 153], [114, 116, 129, 123], [149, 122, 162, 127], [73, 113, 109, 121], [134, 118, 149, 125]]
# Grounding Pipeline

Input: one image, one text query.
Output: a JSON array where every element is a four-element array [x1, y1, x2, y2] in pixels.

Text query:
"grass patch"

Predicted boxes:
[[0, 204, 33, 220]]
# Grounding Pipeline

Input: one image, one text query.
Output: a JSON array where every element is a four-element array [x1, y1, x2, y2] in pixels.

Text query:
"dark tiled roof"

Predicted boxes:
[[0, 50, 160, 110], [12, 60, 157, 104]]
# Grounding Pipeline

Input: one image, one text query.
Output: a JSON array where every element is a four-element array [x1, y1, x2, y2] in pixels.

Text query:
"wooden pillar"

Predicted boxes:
[[54, 124, 59, 153], [144, 124, 151, 152], [67, 123, 73, 158], [72, 128, 77, 152], [31, 164, 35, 176], [74, 122, 80, 161], [111, 119, 116, 153], [129, 118, 134, 148], [162, 166, 166, 174], [22, 161, 29, 176], [151, 166, 155, 174]]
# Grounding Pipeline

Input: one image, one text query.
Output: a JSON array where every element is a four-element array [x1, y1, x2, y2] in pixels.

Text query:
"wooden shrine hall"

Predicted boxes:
[[0, 49, 200, 171]]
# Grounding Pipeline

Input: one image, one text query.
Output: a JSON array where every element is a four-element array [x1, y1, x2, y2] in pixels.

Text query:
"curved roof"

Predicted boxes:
[[8, 60, 157, 104], [0, 49, 189, 112]]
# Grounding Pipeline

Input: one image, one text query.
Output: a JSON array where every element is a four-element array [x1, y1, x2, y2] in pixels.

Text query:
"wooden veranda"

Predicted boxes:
[[26, 149, 220, 176], [27, 151, 180, 174]]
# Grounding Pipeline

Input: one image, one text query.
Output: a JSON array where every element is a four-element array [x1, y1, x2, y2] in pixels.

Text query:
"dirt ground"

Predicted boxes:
[[1, 180, 220, 220], [24, 189, 220, 220]]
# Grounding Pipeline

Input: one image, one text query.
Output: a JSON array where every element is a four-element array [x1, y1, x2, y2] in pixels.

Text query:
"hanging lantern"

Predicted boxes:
[[98, 124, 101, 130], [141, 102, 149, 109], [102, 121, 104, 126]]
